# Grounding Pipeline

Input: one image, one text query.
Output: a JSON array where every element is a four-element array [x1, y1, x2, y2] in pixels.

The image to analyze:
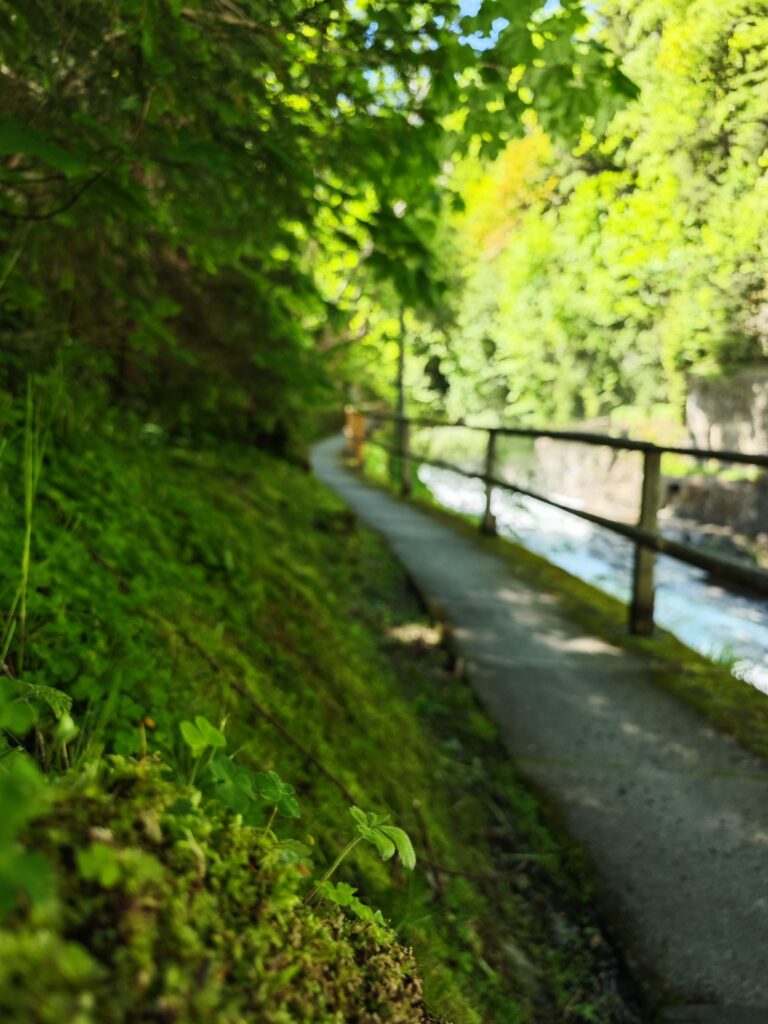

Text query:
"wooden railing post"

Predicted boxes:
[[399, 416, 412, 497], [481, 429, 497, 535], [629, 448, 662, 635], [344, 405, 366, 469]]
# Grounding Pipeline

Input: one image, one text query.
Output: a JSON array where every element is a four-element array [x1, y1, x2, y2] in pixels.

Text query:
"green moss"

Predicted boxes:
[[2, 759, 435, 1024]]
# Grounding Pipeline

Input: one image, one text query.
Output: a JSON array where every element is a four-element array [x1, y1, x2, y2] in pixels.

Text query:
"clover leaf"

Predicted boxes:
[[179, 715, 226, 758], [207, 755, 258, 819], [254, 770, 300, 819]]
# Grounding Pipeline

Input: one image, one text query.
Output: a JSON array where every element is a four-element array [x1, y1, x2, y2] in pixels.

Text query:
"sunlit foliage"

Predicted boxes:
[[400, 0, 768, 425]]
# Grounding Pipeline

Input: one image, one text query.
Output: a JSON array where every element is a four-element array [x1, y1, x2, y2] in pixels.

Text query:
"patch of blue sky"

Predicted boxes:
[[354, 0, 564, 60], [460, 0, 562, 15], [457, 0, 562, 51]]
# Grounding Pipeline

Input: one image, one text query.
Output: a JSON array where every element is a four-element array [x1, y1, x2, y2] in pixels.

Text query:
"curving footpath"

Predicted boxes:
[[312, 434, 768, 1024]]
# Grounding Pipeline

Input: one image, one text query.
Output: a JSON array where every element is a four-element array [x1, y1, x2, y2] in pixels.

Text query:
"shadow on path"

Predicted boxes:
[[312, 435, 768, 1023]]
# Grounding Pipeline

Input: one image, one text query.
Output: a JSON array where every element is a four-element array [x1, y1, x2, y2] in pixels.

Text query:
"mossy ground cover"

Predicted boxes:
[[2, 758, 435, 1024], [362, 442, 768, 766], [1, 413, 639, 1023]]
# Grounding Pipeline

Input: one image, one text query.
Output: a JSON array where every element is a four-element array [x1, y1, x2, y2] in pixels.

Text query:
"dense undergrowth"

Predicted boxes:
[[0, 401, 639, 1022]]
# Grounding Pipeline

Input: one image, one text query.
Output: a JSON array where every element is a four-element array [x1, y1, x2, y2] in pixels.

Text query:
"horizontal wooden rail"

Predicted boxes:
[[364, 410, 768, 469], [352, 408, 768, 636], [364, 436, 768, 597]]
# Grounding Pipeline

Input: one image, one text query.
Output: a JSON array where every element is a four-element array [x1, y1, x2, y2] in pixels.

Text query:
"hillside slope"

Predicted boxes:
[[0, 413, 638, 1022]]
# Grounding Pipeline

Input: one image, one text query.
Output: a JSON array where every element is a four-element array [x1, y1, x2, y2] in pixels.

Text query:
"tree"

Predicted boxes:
[[0, 0, 634, 442], [418, 0, 768, 426]]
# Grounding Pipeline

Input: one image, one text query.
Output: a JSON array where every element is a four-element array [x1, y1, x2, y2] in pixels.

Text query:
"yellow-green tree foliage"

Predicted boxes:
[[437, 0, 768, 424], [0, 1, 634, 442]]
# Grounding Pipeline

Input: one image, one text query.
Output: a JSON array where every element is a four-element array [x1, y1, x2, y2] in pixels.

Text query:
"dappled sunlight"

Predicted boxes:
[[386, 622, 443, 648], [495, 585, 559, 607], [539, 634, 623, 657]]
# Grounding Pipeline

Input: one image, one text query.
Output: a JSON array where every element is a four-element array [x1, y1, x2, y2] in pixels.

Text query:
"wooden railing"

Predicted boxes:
[[343, 406, 768, 636]]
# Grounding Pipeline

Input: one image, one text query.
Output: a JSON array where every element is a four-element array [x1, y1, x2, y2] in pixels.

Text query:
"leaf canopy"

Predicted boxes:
[[0, 0, 633, 440]]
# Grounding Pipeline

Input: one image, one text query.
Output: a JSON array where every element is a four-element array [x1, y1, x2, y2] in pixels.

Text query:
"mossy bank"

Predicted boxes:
[[0, 408, 639, 1023]]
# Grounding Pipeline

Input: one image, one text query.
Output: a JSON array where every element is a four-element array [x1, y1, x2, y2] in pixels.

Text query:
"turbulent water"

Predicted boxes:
[[419, 465, 768, 694]]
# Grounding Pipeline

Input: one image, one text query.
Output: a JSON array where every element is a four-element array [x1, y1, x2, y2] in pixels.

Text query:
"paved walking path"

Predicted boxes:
[[312, 435, 768, 1023]]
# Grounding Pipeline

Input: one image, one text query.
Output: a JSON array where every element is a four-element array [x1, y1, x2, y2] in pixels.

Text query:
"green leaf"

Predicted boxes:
[[277, 793, 300, 819], [349, 806, 415, 867], [194, 715, 226, 749], [349, 805, 368, 826], [206, 755, 259, 818], [208, 755, 254, 794], [317, 880, 357, 907], [0, 754, 50, 845], [254, 770, 294, 804], [180, 716, 225, 756], [370, 830, 396, 861], [24, 683, 72, 720], [262, 839, 313, 869], [180, 719, 205, 756], [0, 700, 36, 735], [316, 880, 389, 932], [254, 770, 282, 802], [378, 826, 416, 870], [350, 900, 386, 927], [0, 117, 91, 176], [77, 844, 122, 888], [0, 848, 54, 915]]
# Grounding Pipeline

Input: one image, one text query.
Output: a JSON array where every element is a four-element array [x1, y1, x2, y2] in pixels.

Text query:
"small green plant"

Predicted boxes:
[[75, 843, 123, 888], [180, 715, 227, 758], [0, 685, 36, 748], [0, 677, 76, 771], [179, 714, 226, 783], [76, 842, 163, 890], [208, 759, 301, 828], [306, 806, 415, 904], [179, 718, 301, 830], [252, 770, 300, 832]]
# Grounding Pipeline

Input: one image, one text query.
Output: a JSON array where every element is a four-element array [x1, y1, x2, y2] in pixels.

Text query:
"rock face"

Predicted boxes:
[[686, 367, 768, 454], [524, 375, 768, 537], [529, 437, 645, 523], [666, 475, 768, 539], [501, 378, 768, 540]]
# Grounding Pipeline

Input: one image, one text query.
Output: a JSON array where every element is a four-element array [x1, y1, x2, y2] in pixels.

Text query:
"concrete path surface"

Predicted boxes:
[[312, 435, 768, 1023]]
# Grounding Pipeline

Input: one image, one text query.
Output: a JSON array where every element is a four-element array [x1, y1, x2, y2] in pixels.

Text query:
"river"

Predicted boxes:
[[419, 464, 768, 694]]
